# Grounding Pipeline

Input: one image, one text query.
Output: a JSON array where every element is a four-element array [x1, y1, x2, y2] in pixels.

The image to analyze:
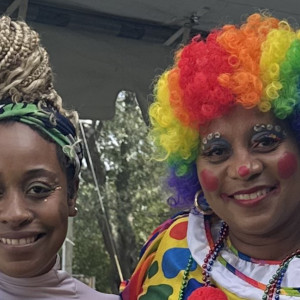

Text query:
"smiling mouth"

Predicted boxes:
[[0, 234, 44, 246], [225, 185, 279, 202], [232, 187, 272, 200]]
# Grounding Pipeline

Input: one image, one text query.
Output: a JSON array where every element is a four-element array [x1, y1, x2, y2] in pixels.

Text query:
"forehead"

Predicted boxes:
[[0, 122, 61, 171], [202, 105, 277, 136]]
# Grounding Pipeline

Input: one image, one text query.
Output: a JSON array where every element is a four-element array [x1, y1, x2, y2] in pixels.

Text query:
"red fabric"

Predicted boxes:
[[188, 287, 228, 300]]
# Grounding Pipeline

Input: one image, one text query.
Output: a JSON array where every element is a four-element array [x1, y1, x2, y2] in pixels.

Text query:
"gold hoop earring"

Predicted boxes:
[[194, 190, 214, 215]]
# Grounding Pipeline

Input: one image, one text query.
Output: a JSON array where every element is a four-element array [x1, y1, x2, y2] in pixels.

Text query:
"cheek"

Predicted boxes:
[[199, 169, 219, 192], [277, 152, 298, 179], [43, 198, 69, 225]]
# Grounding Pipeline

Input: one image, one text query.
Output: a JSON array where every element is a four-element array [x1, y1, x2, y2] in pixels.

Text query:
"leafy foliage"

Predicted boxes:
[[73, 92, 172, 293]]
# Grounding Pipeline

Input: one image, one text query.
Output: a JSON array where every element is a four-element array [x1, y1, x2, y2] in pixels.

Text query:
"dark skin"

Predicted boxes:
[[197, 106, 300, 260], [0, 122, 78, 277]]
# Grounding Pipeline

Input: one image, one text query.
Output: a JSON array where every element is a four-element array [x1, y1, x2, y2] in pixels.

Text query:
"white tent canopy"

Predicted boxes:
[[1, 0, 300, 120]]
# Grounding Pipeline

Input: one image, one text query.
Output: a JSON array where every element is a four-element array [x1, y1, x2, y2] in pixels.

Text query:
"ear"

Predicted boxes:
[[68, 178, 79, 217]]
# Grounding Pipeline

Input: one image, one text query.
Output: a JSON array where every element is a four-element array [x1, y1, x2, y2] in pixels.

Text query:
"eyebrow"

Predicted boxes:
[[23, 168, 59, 180], [252, 123, 287, 137], [201, 137, 230, 151], [0, 168, 60, 188]]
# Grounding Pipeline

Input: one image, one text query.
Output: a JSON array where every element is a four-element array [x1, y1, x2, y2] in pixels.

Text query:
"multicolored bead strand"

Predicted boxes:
[[179, 215, 300, 299], [262, 251, 300, 300], [201, 222, 229, 286]]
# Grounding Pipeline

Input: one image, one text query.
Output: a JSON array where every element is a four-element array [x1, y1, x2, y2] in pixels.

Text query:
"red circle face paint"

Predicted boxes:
[[277, 152, 298, 179], [238, 165, 250, 177], [200, 169, 219, 192]]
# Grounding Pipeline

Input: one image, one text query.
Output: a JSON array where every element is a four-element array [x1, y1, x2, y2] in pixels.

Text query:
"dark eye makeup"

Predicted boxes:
[[26, 182, 60, 200], [200, 124, 286, 163], [200, 139, 232, 163], [251, 130, 286, 152]]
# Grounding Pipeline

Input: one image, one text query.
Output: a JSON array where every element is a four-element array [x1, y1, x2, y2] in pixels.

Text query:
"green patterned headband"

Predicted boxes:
[[0, 101, 83, 177]]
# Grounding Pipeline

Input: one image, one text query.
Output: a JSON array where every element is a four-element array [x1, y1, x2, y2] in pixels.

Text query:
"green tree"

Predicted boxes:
[[73, 92, 171, 293]]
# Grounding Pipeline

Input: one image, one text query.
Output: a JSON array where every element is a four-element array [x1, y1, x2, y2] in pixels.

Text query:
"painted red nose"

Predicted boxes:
[[238, 165, 250, 177]]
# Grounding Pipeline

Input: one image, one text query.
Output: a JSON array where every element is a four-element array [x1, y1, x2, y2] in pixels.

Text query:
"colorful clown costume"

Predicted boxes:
[[120, 211, 300, 300]]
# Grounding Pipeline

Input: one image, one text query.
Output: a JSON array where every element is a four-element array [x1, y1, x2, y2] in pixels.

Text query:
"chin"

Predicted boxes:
[[227, 214, 276, 236], [0, 257, 54, 278]]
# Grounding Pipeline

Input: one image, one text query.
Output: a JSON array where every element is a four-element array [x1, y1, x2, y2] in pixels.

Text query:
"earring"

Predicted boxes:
[[194, 190, 214, 215], [71, 207, 78, 217]]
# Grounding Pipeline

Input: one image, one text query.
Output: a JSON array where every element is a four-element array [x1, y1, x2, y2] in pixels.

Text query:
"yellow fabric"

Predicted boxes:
[[121, 212, 244, 300]]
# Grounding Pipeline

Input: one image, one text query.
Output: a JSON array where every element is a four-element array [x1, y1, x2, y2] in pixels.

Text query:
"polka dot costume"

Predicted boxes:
[[120, 212, 239, 300]]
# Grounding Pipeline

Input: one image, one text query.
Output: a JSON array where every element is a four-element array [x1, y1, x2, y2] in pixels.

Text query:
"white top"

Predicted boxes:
[[0, 257, 120, 300], [187, 212, 300, 299]]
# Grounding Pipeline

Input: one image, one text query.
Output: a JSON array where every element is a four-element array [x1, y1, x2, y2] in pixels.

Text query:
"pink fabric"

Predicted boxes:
[[0, 257, 119, 300]]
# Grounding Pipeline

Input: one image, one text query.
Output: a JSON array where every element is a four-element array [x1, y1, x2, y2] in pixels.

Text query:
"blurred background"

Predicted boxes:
[[1, 0, 300, 293]]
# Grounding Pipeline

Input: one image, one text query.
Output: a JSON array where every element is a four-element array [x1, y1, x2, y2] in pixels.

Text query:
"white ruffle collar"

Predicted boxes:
[[187, 212, 300, 299]]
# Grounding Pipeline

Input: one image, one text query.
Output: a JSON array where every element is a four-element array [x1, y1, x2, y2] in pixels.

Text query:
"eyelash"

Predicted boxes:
[[26, 183, 58, 200], [201, 145, 231, 163], [251, 133, 283, 152], [201, 133, 284, 163], [0, 182, 60, 201]]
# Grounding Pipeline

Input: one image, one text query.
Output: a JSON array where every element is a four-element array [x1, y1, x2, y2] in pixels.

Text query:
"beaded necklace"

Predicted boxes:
[[178, 255, 194, 300], [179, 215, 300, 300]]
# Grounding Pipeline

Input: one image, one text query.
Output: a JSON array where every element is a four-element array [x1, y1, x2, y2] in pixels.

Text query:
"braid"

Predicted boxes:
[[0, 16, 78, 130]]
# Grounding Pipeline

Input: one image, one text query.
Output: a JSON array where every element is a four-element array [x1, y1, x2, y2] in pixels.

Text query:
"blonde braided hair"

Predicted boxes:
[[0, 16, 78, 129]]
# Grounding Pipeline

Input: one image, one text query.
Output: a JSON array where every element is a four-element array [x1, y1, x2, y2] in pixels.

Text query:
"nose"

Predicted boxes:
[[227, 151, 263, 180], [0, 192, 33, 228]]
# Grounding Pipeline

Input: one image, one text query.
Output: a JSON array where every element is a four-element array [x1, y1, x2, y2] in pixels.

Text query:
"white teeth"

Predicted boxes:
[[233, 188, 269, 201], [11, 239, 18, 245], [19, 238, 27, 245], [0, 236, 36, 245]]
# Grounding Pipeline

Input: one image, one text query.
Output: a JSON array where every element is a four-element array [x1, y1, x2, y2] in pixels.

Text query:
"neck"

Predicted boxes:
[[228, 218, 300, 261]]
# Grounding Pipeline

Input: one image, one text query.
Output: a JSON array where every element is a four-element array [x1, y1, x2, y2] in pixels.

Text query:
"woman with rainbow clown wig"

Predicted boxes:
[[120, 12, 300, 300]]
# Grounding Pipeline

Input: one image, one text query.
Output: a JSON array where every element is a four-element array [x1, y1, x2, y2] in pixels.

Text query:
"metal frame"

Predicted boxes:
[[5, 0, 28, 20]]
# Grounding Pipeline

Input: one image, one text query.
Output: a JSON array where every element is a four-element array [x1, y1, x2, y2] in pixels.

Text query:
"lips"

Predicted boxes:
[[221, 184, 279, 205], [0, 233, 45, 247], [1, 236, 37, 245], [232, 187, 272, 201]]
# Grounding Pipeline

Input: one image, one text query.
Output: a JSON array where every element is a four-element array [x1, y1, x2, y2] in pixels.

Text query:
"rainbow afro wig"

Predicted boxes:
[[149, 13, 300, 207]]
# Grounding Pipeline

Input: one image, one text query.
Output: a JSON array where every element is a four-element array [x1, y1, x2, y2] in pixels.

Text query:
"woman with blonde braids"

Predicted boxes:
[[0, 16, 119, 300], [120, 13, 300, 300]]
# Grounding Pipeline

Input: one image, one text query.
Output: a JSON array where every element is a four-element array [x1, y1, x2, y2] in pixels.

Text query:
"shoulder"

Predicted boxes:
[[74, 278, 120, 300], [137, 211, 189, 261], [120, 211, 190, 299]]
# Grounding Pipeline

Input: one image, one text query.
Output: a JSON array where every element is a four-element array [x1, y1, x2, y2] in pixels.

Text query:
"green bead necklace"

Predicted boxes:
[[178, 255, 194, 300]]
